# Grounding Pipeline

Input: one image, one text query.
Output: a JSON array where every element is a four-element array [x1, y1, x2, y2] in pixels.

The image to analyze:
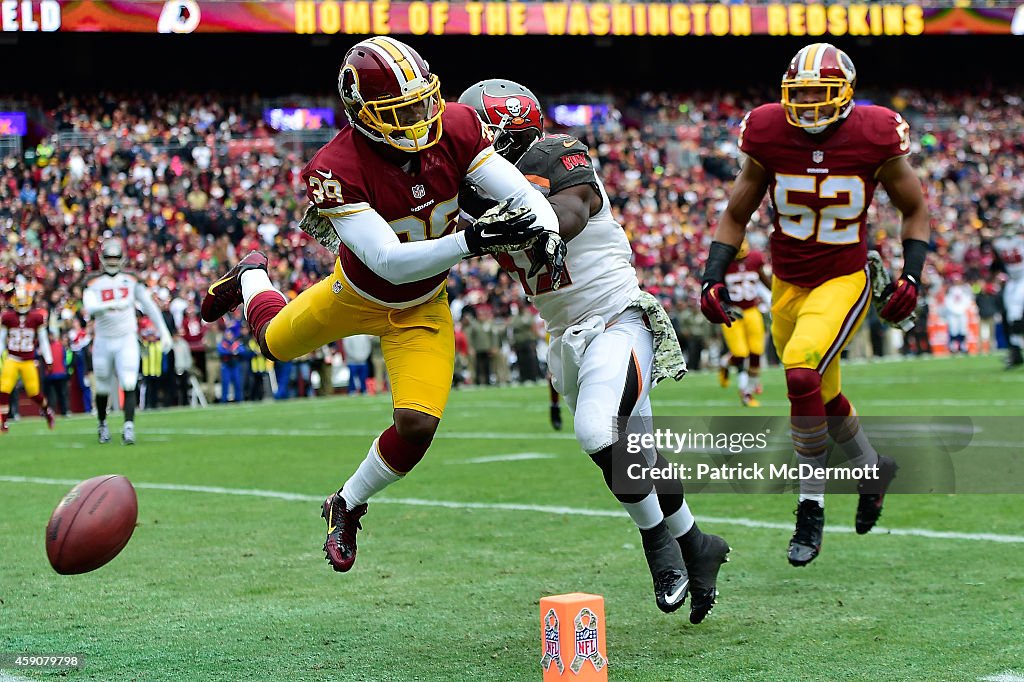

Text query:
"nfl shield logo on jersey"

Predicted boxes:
[[540, 609, 564, 673], [412, 184, 426, 199], [812, 150, 825, 164], [570, 607, 606, 673]]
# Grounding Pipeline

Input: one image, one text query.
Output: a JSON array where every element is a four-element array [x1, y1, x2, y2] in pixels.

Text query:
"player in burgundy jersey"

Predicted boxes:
[[717, 241, 771, 406], [700, 43, 930, 566], [0, 291, 55, 432], [201, 37, 563, 573]]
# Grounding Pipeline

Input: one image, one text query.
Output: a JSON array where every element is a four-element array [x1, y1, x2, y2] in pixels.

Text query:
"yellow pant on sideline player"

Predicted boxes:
[[1, 358, 41, 396], [721, 306, 766, 359]]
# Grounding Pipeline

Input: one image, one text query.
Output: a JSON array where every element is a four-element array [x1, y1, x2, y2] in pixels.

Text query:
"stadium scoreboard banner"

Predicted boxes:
[[5, 0, 1024, 36]]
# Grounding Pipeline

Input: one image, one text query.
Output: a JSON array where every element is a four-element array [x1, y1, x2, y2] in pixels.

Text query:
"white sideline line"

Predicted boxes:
[[980, 673, 1024, 682], [0, 673, 35, 682], [3, 476, 1024, 545], [460, 453, 556, 464]]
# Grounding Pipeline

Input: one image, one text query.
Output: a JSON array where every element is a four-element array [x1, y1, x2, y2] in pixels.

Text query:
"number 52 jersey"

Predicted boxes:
[[739, 103, 910, 288]]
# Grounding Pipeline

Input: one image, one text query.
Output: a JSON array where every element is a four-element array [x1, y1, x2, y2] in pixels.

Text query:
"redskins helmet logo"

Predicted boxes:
[[339, 65, 360, 105], [481, 93, 534, 128]]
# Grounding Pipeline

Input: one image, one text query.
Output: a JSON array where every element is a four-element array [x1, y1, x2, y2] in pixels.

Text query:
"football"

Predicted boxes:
[[45, 475, 138, 575]]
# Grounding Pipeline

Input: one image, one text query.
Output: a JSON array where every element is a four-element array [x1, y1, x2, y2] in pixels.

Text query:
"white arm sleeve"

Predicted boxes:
[[135, 284, 171, 338], [37, 327, 53, 365], [465, 149, 559, 233], [0, 327, 6, 353], [328, 205, 470, 285]]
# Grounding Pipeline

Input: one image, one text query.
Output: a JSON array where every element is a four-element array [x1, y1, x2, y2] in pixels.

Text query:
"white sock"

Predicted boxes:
[[663, 500, 696, 538], [622, 492, 665, 530], [240, 269, 284, 317], [750, 374, 761, 392], [796, 452, 828, 504], [738, 370, 750, 393], [340, 439, 402, 506]]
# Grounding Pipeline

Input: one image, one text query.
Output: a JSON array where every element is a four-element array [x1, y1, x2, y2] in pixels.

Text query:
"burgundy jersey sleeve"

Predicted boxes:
[[863, 105, 911, 171], [441, 102, 494, 173], [300, 133, 369, 216], [737, 104, 783, 171], [0, 310, 14, 330]]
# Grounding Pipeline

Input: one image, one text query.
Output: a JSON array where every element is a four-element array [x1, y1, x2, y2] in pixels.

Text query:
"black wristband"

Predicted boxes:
[[702, 241, 739, 284], [901, 239, 928, 281]]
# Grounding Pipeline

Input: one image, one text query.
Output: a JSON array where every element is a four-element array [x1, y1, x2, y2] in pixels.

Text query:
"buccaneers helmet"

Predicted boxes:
[[781, 42, 857, 134], [102, 238, 125, 275], [338, 37, 444, 152], [458, 79, 544, 164], [12, 290, 32, 314]]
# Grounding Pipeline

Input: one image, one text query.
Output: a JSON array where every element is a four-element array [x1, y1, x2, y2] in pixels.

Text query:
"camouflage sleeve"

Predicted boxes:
[[516, 135, 599, 197]]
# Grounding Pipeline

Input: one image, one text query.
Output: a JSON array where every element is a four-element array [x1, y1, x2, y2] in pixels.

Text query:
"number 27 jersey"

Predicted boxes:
[[739, 103, 909, 288]]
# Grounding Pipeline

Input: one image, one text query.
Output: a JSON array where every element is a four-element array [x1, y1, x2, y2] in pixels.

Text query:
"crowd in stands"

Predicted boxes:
[[1, 87, 1021, 410]]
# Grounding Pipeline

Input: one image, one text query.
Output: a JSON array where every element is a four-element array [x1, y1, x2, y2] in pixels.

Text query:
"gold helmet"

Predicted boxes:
[[13, 290, 32, 314], [782, 43, 857, 134], [338, 37, 445, 153]]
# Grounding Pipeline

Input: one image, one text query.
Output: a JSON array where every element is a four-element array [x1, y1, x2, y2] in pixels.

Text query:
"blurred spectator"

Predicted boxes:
[[343, 334, 373, 396]]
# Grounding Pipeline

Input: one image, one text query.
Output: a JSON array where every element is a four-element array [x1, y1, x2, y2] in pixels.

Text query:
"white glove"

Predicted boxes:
[[160, 332, 174, 354]]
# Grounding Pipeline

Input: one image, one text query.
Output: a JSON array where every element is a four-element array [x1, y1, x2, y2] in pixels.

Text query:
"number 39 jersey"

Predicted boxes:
[[301, 102, 491, 306], [496, 134, 641, 337], [739, 103, 909, 288]]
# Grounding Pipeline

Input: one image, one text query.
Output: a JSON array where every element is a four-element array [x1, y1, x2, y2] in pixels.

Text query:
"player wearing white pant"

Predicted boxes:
[[460, 79, 730, 624], [83, 238, 172, 444], [993, 221, 1024, 368]]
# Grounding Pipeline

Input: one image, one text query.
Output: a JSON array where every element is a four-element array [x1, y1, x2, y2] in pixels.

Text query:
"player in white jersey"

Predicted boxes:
[[459, 80, 730, 624], [82, 239, 172, 444], [992, 219, 1024, 368]]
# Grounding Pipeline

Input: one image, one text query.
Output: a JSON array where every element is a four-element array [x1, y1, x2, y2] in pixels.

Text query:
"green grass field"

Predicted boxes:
[[1, 355, 1022, 681]]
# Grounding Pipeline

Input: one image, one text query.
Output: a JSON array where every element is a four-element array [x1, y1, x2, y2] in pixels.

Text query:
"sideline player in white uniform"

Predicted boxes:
[[460, 80, 730, 625], [993, 217, 1024, 368], [83, 239, 172, 444]]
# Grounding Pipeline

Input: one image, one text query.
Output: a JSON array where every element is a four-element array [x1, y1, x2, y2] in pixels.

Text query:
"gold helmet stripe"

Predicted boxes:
[[367, 36, 417, 84], [802, 43, 823, 74]]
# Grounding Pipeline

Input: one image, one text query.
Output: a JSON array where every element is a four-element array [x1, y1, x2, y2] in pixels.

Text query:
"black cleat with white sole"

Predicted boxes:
[[788, 498, 825, 567], [856, 455, 899, 534]]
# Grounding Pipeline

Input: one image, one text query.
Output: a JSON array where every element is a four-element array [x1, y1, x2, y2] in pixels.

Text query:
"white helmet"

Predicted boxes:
[[102, 239, 125, 275]]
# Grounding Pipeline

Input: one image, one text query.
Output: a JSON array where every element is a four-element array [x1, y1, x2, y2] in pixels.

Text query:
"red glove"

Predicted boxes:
[[878, 274, 919, 323], [700, 281, 739, 327]]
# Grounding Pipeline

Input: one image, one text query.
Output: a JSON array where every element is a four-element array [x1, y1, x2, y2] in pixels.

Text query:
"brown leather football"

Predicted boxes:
[[46, 475, 138, 575]]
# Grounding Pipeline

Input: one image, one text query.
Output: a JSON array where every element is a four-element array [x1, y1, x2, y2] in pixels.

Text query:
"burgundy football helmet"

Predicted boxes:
[[338, 37, 444, 152], [781, 42, 857, 134], [458, 79, 544, 163]]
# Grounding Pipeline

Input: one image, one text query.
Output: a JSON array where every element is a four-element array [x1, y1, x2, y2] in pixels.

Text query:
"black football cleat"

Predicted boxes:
[[788, 499, 825, 567], [642, 522, 689, 613], [321, 492, 368, 573], [855, 456, 899, 534], [683, 533, 731, 624], [201, 251, 268, 323], [549, 404, 563, 431]]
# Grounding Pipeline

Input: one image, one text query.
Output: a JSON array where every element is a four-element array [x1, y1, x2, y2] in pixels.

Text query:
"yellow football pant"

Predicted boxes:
[[264, 260, 455, 419], [1, 358, 41, 396], [721, 307, 766, 359], [771, 268, 870, 403]]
